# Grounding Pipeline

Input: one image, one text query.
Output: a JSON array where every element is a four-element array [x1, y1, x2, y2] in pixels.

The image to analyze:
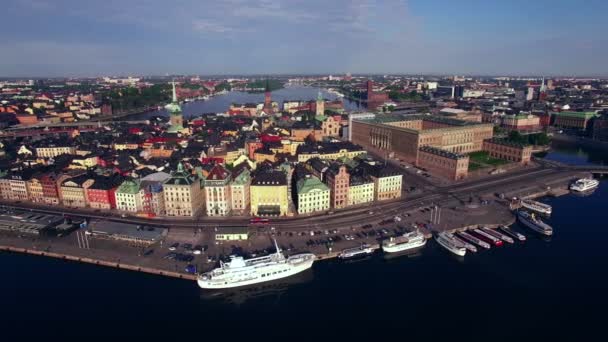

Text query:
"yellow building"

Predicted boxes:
[[26, 177, 44, 203], [36, 145, 76, 158], [296, 175, 330, 214], [297, 142, 366, 163], [3, 173, 31, 201], [70, 154, 99, 169], [163, 163, 204, 217], [347, 174, 375, 206], [361, 163, 403, 201], [60, 175, 93, 208], [250, 171, 289, 217]]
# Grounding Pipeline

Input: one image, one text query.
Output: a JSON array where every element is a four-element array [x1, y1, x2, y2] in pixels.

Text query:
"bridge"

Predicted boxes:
[[566, 165, 608, 175]]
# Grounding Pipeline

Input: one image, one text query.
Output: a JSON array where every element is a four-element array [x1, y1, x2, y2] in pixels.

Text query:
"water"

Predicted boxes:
[[2, 143, 608, 339], [129, 86, 363, 120]]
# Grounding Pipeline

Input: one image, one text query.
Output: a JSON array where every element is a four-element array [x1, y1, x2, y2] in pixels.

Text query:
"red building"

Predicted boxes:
[[86, 177, 120, 209], [326, 164, 350, 209], [40, 173, 60, 205], [246, 140, 264, 159], [366, 80, 389, 104], [263, 80, 273, 114]]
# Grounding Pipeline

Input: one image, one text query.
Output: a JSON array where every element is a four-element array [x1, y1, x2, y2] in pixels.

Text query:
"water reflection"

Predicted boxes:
[[199, 268, 314, 306], [382, 248, 424, 261]]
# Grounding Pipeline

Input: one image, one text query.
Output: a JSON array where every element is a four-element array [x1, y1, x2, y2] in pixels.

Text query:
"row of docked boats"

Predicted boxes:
[[197, 205, 556, 289], [434, 225, 528, 256], [337, 229, 428, 260]]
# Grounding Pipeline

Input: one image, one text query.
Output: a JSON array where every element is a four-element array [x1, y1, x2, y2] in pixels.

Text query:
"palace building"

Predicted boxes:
[[351, 114, 494, 165]]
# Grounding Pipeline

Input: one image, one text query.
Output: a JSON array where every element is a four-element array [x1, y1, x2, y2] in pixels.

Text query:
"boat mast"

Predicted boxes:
[[273, 238, 282, 255]]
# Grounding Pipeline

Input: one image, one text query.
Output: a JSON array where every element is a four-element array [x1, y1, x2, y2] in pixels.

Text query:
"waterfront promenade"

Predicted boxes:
[[0, 164, 588, 283]]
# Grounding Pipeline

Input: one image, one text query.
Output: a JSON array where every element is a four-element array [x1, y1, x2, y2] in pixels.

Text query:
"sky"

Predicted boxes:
[[2, 0, 607, 77]]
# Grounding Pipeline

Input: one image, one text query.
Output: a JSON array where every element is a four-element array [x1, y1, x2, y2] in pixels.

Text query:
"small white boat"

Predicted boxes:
[[435, 232, 466, 256], [570, 178, 599, 192], [520, 199, 552, 215], [339, 244, 374, 259]]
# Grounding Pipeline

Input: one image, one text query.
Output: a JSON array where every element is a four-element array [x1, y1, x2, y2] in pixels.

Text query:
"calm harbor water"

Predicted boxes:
[[2, 143, 607, 339], [129, 86, 364, 120]]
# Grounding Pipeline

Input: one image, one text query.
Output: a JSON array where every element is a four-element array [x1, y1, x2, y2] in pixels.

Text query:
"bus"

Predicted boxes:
[[250, 217, 269, 224]]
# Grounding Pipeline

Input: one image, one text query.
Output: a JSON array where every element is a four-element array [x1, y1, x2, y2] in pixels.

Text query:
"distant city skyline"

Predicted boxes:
[[2, 0, 608, 77]]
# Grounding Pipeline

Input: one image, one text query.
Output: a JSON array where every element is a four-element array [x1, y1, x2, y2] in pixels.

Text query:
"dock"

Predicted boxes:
[[0, 244, 197, 280]]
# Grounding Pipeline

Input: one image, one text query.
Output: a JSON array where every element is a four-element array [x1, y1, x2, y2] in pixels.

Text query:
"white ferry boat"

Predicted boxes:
[[517, 211, 553, 236], [570, 178, 599, 193], [382, 230, 427, 254], [435, 232, 466, 257], [339, 244, 374, 259], [520, 199, 552, 215], [197, 240, 315, 289]]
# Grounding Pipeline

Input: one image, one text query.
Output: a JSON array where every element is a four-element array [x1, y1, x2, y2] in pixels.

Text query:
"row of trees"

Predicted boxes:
[[508, 131, 551, 146], [105, 84, 171, 112]]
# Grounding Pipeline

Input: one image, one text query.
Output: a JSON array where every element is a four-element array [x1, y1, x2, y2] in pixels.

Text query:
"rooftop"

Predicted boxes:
[[296, 175, 329, 194], [419, 146, 467, 159], [484, 138, 531, 149], [552, 111, 599, 119]]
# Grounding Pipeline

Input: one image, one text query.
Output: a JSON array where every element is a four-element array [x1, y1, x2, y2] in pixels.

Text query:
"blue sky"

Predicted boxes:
[[2, 0, 607, 77]]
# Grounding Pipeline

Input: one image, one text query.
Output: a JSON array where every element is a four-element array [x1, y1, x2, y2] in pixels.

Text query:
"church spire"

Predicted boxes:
[[172, 80, 177, 103]]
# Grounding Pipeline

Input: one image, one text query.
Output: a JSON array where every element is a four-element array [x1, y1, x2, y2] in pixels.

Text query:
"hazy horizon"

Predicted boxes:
[[2, 0, 607, 77]]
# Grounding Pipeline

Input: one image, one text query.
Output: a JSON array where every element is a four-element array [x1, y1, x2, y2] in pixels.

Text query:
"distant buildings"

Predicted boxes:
[[418, 146, 469, 181], [552, 111, 600, 130], [351, 114, 493, 164], [483, 139, 532, 165], [501, 114, 540, 132]]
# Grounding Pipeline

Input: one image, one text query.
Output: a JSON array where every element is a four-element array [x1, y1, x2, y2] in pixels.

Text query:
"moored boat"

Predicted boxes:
[[520, 199, 552, 215], [382, 230, 427, 254], [339, 244, 374, 260], [435, 232, 466, 256], [499, 226, 526, 241], [517, 211, 553, 236], [457, 231, 491, 249], [482, 227, 514, 244], [450, 233, 477, 253], [197, 239, 315, 289], [473, 228, 503, 246], [570, 178, 599, 193]]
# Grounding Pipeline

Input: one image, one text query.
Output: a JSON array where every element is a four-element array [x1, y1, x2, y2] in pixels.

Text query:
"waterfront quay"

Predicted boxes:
[[0, 166, 589, 283]]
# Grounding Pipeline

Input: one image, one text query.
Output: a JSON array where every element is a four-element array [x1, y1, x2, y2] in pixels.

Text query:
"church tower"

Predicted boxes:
[[315, 91, 325, 116], [167, 81, 184, 133], [263, 79, 273, 114]]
